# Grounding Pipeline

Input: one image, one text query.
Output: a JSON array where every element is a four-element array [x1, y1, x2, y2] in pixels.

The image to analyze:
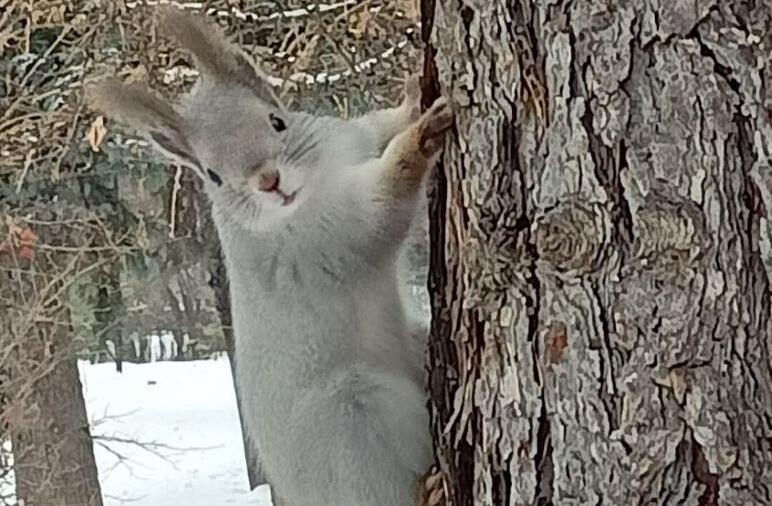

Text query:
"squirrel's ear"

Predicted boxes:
[[86, 78, 203, 174], [157, 6, 283, 109]]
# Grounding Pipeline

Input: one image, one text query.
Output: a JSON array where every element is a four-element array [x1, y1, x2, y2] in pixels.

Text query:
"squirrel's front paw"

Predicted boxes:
[[381, 94, 454, 192], [416, 97, 454, 158], [417, 466, 449, 506]]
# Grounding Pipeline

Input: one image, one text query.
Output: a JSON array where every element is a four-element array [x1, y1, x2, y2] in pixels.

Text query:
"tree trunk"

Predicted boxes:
[[94, 262, 125, 373], [11, 325, 103, 506], [166, 286, 189, 360], [423, 1, 772, 504], [138, 334, 150, 362]]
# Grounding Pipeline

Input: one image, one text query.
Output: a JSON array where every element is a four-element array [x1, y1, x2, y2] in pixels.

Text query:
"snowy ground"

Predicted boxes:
[[80, 357, 274, 506]]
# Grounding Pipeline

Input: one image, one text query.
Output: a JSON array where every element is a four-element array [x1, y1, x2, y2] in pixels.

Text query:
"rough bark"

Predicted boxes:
[[424, 0, 772, 504], [11, 325, 103, 506]]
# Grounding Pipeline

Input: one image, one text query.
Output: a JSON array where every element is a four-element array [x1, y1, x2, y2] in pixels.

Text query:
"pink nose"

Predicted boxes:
[[258, 169, 280, 193]]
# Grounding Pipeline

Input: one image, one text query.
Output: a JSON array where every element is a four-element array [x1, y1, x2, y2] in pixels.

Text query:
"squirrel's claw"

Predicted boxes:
[[417, 97, 454, 157], [417, 466, 449, 506]]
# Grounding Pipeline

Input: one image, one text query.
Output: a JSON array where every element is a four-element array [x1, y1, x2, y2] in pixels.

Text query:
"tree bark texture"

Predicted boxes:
[[11, 326, 103, 506], [423, 1, 772, 504]]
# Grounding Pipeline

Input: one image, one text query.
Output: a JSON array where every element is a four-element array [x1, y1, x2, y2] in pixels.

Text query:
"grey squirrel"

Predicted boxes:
[[87, 7, 452, 506]]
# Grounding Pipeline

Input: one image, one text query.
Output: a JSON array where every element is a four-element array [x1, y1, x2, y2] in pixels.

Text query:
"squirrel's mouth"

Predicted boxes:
[[277, 188, 300, 206]]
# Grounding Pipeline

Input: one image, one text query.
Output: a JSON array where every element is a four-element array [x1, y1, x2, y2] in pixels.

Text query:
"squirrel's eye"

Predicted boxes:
[[270, 113, 287, 132], [206, 169, 223, 187]]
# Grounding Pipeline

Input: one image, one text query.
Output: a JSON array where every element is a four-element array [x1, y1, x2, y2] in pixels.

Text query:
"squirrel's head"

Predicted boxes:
[[87, 7, 309, 232]]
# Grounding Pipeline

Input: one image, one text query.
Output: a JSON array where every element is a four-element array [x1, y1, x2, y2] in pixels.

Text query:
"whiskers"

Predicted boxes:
[[215, 184, 263, 231]]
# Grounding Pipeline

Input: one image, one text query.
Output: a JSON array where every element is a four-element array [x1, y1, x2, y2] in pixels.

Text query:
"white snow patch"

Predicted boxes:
[[80, 357, 273, 506]]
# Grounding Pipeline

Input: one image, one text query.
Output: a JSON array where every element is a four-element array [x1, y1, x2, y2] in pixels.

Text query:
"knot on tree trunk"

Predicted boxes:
[[532, 197, 611, 278], [613, 184, 711, 358], [628, 181, 709, 285]]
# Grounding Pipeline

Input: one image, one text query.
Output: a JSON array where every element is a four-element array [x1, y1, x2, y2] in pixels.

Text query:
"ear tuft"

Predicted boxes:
[[156, 6, 283, 108], [158, 6, 233, 77], [86, 78, 180, 132], [85, 77, 127, 120], [84, 77, 201, 171]]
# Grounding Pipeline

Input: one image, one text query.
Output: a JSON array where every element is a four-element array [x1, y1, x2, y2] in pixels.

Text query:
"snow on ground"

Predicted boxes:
[[79, 356, 273, 506]]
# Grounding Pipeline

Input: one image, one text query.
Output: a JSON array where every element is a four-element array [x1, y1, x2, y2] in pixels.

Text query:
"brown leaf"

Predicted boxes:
[[18, 227, 37, 248], [18, 245, 35, 261], [0, 225, 36, 260], [86, 115, 107, 152]]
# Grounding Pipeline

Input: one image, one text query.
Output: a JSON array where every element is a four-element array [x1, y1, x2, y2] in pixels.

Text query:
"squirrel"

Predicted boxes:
[[87, 7, 452, 506]]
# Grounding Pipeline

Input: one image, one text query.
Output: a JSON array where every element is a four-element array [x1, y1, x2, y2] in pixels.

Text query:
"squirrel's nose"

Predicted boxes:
[[257, 169, 280, 193]]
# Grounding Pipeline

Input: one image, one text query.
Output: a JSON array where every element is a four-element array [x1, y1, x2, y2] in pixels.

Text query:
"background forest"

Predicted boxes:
[[0, 1, 425, 504]]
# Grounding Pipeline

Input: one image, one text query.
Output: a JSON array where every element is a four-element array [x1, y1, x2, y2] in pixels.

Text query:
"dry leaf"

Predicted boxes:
[[294, 34, 320, 72], [18, 227, 38, 247], [400, 0, 419, 21], [86, 115, 107, 152], [17, 245, 35, 261], [349, 9, 375, 39], [0, 224, 37, 261]]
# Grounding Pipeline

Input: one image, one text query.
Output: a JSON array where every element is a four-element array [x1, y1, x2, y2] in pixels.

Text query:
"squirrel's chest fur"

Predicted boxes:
[[231, 257, 415, 387], [218, 214, 427, 468]]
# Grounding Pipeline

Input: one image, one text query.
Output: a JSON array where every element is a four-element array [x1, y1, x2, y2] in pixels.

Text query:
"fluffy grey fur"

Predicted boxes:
[[88, 6, 451, 505]]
